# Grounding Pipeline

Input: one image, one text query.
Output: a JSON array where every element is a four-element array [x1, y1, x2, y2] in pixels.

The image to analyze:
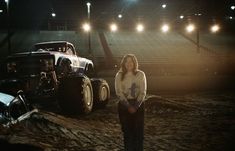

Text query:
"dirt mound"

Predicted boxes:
[[0, 92, 235, 150]]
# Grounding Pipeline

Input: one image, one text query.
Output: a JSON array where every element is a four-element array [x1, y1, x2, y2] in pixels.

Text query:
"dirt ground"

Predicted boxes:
[[1, 91, 235, 151]]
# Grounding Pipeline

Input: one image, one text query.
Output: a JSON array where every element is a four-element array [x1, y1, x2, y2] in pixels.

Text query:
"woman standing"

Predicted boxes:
[[115, 54, 147, 151]]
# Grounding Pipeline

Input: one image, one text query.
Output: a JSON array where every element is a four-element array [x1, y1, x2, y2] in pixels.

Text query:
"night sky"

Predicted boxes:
[[0, 0, 234, 30]]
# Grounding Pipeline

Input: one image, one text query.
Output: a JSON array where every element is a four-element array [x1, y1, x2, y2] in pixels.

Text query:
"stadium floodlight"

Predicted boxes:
[[162, 4, 167, 8], [51, 13, 56, 17], [210, 24, 220, 33], [118, 14, 122, 19], [110, 23, 118, 32], [186, 24, 195, 33], [82, 23, 91, 32], [195, 13, 202, 16], [86, 2, 91, 7], [136, 23, 144, 32], [231, 6, 235, 10], [161, 24, 170, 33], [180, 15, 184, 19]]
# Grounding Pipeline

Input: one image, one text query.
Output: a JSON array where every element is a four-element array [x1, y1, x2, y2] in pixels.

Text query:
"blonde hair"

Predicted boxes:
[[120, 54, 139, 81]]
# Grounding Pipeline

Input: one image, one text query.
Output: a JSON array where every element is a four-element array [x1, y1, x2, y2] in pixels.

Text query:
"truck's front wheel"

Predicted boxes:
[[58, 75, 93, 114]]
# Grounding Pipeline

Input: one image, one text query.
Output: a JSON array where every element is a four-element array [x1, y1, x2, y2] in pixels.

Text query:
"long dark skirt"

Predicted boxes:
[[118, 100, 145, 151]]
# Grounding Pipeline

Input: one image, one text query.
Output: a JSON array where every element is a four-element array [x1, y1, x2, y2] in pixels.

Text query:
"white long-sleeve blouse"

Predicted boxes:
[[115, 70, 147, 107]]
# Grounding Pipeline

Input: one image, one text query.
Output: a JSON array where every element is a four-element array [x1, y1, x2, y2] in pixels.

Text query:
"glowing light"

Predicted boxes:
[[231, 6, 235, 10], [186, 24, 195, 33], [110, 23, 118, 32], [211, 24, 220, 33], [161, 24, 170, 33], [229, 16, 233, 20], [136, 24, 144, 32], [86, 2, 91, 7], [118, 14, 122, 18], [82, 23, 91, 32], [51, 13, 56, 17], [162, 4, 167, 8], [5, 0, 8, 3], [180, 15, 184, 19], [195, 13, 202, 16], [0, 10, 3, 13]]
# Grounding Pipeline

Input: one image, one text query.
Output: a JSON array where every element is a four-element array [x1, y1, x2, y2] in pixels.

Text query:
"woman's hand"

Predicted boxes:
[[128, 106, 137, 114]]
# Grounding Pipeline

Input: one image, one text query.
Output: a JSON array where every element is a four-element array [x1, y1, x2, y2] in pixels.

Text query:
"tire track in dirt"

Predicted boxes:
[[1, 92, 235, 150]]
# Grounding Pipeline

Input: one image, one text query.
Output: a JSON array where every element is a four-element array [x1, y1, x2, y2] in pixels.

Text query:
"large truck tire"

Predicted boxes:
[[58, 75, 93, 114], [91, 78, 110, 108]]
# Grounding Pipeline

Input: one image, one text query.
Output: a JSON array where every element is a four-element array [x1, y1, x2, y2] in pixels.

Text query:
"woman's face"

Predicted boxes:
[[125, 57, 134, 72]]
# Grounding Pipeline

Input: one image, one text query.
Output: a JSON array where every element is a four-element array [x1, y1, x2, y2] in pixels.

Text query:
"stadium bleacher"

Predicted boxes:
[[0, 30, 234, 72], [0, 30, 235, 91], [183, 32, 235, 55], [104, 31, 204, 64]]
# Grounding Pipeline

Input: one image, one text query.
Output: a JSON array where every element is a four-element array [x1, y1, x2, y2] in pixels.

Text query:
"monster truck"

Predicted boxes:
[[0, 41, 110, 114]]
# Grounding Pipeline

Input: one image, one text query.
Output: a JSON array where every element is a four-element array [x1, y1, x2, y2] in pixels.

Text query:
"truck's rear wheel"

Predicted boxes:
[[91, 78, 110, 108], [58, 75, 93, 114]]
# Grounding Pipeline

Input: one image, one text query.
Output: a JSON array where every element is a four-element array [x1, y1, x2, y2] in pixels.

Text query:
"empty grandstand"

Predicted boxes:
[[0, 30, 234, 75], [184, 32, 235, 54], [104, 31, 202, 64]]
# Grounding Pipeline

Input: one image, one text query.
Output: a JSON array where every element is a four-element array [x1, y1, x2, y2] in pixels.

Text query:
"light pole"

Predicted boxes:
[[195, 14, 202, 53], [86, 2, 91, 55], [196, 23, 200, 53], [5, 0, 11, 55]]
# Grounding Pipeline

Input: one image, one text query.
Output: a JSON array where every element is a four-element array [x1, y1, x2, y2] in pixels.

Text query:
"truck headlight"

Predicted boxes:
[[40, 59, 54, 71]]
